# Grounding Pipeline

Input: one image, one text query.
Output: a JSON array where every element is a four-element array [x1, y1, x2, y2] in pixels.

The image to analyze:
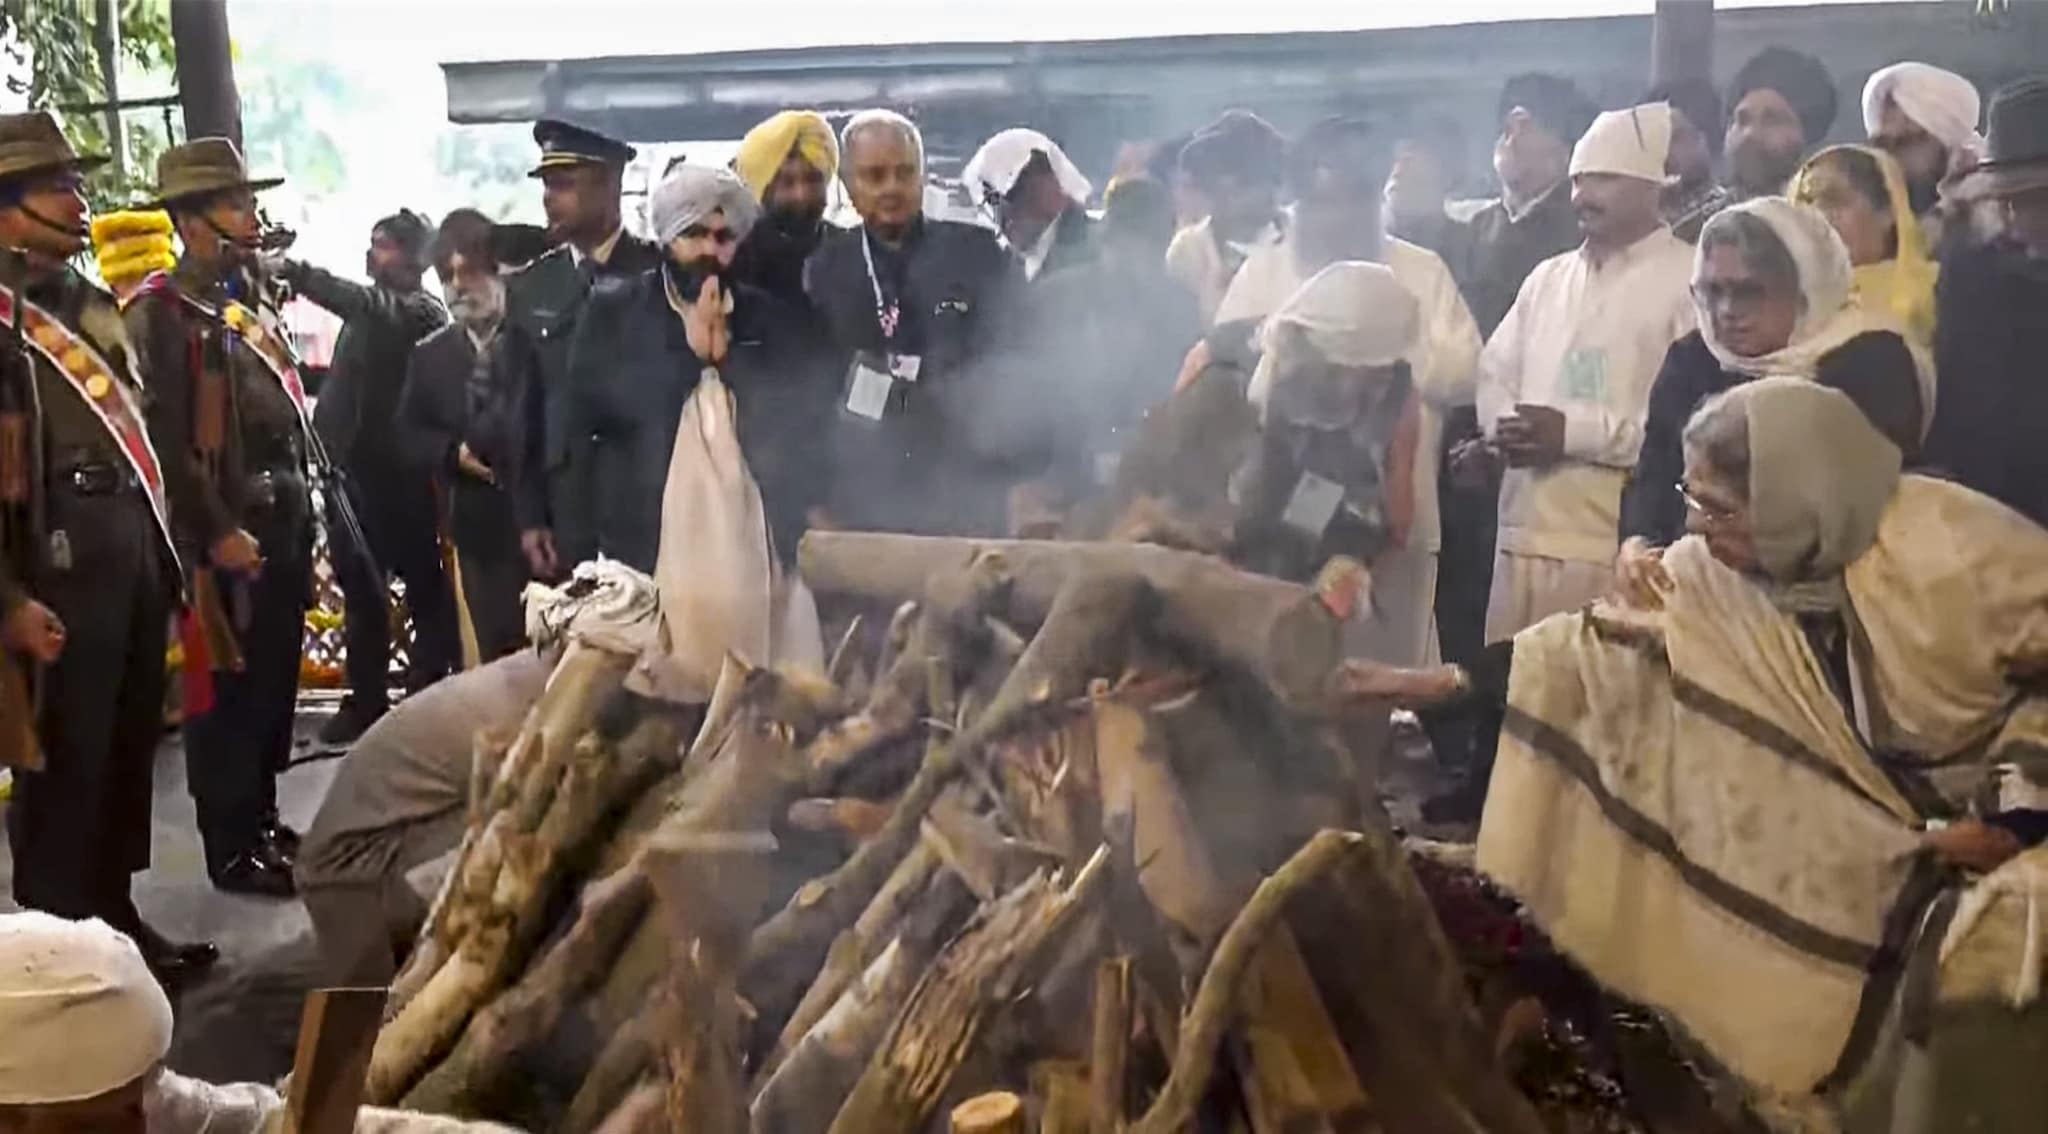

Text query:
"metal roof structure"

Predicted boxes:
[[441, 2, 2044, 175]]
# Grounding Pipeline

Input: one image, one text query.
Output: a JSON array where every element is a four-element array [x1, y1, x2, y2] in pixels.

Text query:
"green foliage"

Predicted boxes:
[[0, 0, 176, 208], [435, 124, 541, 222], [237, 46, 350, 197]]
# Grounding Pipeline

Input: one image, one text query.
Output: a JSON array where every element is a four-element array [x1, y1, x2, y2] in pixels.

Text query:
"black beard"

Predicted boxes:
[[666, 255, 724, 301], [767, 207, 823, 239]]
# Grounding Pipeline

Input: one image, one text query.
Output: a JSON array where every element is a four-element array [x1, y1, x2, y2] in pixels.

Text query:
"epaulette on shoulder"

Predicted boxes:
[[506, 245, 569, 277]]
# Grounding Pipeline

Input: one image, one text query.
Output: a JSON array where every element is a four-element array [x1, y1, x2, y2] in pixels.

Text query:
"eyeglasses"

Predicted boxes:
[[1676, 481, 1739, 525], [1689, 279, 1772, 309], [680, 225, 738, 245]]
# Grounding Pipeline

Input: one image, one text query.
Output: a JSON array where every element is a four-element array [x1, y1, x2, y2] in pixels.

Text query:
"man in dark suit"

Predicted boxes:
[[504, 119, 663, 578], [397, 209, 527, 661], [286, 210, 454, 745], [804, 109, 1024, 537]]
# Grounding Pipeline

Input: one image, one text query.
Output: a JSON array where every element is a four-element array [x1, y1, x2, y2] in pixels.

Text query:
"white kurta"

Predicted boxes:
[[1475, 226, 1697, 639], [1165, 217, 1282, 328], [1214, 232, 1484, 666]]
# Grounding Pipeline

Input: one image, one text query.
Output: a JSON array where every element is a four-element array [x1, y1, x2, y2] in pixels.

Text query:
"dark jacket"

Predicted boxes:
[[1445, 185, 1583, 338], [1924, 241, 2048, 528], [731, 217, 837, 315], [396, 322, 521, 549], [125, 259, 316, 563], [1026, 206, 1097, 284], [563, 265, 835, 571], [803, 216, 1024, 535], [499, 234, 664, 548], [291, 263, 447, 473], [0, 258, 178, 614], [1619, 328, 1926, 547]]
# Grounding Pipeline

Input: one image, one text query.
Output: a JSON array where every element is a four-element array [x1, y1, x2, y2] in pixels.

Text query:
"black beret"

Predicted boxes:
[[1730, 47, 1838, 144]]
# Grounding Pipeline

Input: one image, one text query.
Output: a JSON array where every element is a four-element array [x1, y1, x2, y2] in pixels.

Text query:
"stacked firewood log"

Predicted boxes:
[[359, 532, 1638, 1134]]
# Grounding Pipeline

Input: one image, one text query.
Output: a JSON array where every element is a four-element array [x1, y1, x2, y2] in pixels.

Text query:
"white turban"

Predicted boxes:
[[1862, 62, 1981, 152], [1569, 102, 1674, 184], [0, 913, 173, 1104], [648, 164, 760, 247], [962, 128, 1091, 205], [1247, 261, 1420, 417]]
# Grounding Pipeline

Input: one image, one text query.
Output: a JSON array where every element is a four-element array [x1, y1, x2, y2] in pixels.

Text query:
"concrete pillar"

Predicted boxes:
[[1651, 0, 1716, 86], [170, 0, 241, 145]]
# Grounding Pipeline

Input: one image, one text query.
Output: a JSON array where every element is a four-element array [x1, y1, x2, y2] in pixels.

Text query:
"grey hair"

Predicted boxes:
[[840, 109, 925, 180], [1681, 386, 1753, 496], [1698, 209, 1803, 311]]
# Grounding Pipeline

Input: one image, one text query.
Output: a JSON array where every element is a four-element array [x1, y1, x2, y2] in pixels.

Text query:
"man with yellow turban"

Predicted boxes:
[[731, 109, 840, 309]]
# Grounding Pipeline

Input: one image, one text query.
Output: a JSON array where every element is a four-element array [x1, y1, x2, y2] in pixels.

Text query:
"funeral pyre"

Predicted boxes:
[[358, 532, 1703, 1134]]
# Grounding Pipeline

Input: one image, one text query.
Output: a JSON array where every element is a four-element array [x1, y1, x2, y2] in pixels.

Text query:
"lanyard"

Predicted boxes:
[[859, 230, 902, 344]]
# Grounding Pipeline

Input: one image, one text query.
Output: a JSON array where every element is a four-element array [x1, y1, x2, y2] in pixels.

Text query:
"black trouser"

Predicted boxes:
[[184, 533, 312, 874], [451, 480, 527, 661], [334, 467, 458, 705], [6, 490, 170, 934], [1424, 407, 1501, 771]]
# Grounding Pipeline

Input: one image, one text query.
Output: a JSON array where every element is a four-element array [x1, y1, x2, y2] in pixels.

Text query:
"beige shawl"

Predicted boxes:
[[1477, 466, 2048, 1110]]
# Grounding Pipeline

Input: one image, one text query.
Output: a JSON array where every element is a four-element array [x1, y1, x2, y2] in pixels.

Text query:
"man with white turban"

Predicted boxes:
[[1470, 104, 1698, 644], [962, 127, 1095, 282], [1864, 61, 1982, 219], [0, 912, 514, 1132]]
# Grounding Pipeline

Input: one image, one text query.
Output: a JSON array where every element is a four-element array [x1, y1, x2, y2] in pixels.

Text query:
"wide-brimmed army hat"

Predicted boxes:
[[0, 111, 107, 184], [529, 118, 637, 178], [149, 137, 284, 208]]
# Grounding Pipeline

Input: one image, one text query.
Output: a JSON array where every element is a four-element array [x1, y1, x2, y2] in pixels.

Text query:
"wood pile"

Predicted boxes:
[[358, 531, 1588, 1134]]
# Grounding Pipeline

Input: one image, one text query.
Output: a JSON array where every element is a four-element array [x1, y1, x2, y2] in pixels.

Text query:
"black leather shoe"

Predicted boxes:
[[262, 817, 302, 857], [317, 698, 385, 748], [134, 922, 220, 980], [211, 847, 298, 899]]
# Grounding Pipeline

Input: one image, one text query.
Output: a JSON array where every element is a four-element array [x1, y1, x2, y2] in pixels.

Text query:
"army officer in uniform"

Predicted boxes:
[[0, 113, 215, 978]]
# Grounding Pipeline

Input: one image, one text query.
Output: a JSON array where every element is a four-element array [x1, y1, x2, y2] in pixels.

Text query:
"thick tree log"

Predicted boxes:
[[401, 862, 650, 1113], [762, 842, 941, 1077], [1284, 831, 1547, 1134], [1130, 830, 1362, 1134], [388, 644, 631, 1014], [560, 1005, 658, 1134], [589, 1082, 665, 1134], [749, 870, 975, 1134], [949, 1092, 1025, 1133], [799, 533, 1342, 709], [1090, 958, 1132, 1134], [826, 848, 1110, 1134]]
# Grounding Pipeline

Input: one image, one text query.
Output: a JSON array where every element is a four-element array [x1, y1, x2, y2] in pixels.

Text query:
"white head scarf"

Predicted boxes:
[[962, 128, 1092, 205], [1862, 62, 1982, 152], [1569, 102, 1674, 184], [649, 164, 760, 247], [1246, 261, 1420, 422], [1696, 197, 1938, 438], [0, 913, 173, 1104]]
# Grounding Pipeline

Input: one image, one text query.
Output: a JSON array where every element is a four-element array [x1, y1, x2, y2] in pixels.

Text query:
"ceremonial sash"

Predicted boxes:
[[132, 270, 314, 436], [0, 285, 177, 567]]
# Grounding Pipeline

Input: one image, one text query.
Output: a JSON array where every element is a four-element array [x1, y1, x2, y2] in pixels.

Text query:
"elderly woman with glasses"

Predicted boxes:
[[1337, 378, 2048, 1130], [1614, 199, 1932, 607]]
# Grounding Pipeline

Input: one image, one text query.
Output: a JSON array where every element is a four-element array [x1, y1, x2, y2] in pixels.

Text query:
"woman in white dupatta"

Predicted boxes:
[[1338, 379, 2048, 1128]]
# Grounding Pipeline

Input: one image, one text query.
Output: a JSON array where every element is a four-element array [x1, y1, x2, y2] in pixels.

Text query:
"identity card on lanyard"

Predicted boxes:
[[850, 232, 922, 421]]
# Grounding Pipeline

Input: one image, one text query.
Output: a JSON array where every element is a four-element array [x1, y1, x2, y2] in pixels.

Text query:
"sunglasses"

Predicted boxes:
[[680, 225, 738, 245], [1676, 481, 1740, 525]]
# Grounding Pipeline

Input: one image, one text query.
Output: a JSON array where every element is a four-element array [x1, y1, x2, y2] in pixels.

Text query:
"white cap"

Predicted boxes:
[[0, 913, 173, 1104], [962, 128, 1092, 204], [1569, 102, 1674, 184]]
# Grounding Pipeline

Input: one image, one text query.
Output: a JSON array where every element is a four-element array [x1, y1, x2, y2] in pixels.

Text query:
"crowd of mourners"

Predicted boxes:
[[0, 36, 2044, 1134]]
